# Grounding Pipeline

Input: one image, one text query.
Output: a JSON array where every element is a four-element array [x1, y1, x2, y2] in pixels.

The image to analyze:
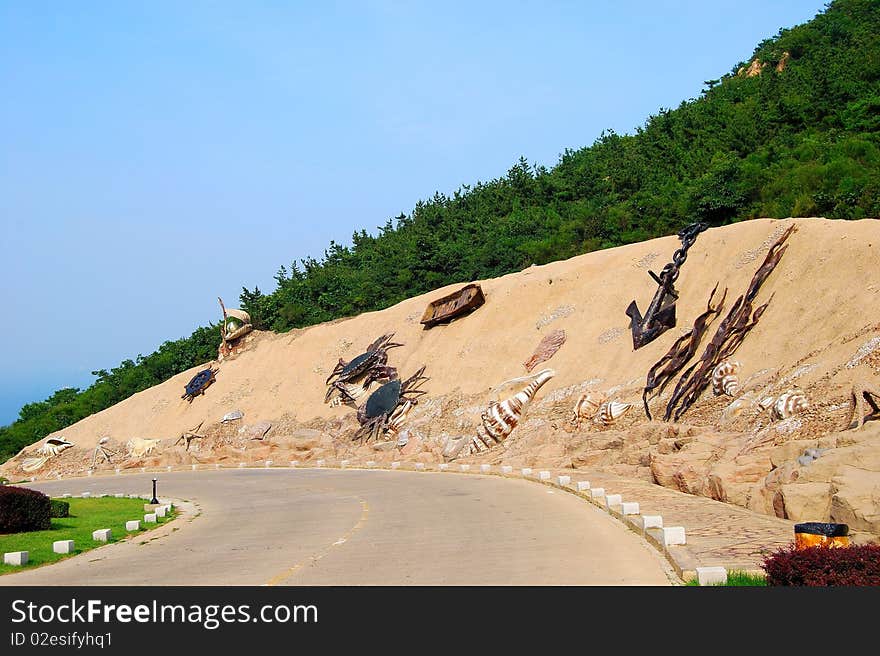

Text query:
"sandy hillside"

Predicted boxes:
[[5, 217, 880, 538]]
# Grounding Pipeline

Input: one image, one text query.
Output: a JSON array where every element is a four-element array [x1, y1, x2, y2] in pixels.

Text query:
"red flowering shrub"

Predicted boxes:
[[0, 485, 51, 533], [762, 544, 880, 586]]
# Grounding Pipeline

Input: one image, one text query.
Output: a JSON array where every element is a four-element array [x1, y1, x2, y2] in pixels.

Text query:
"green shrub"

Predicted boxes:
[[49, 499, 70, 518]]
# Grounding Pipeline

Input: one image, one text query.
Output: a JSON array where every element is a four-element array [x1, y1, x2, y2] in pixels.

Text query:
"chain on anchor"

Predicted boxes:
[[625, 221, 708, 350]]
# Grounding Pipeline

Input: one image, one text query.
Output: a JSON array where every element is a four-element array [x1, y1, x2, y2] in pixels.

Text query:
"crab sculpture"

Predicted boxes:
[[325, 333, 403, 405], [354, 365, 428, 442], [181, 365, 218, 403]]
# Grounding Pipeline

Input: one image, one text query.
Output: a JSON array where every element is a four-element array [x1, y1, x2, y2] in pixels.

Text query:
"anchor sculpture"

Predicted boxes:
[[625, 221, 708, 350]]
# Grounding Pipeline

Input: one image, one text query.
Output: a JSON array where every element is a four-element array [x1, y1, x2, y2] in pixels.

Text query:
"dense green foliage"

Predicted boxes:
[[2, 0, 878, 461], [0, 326, 219, 461]]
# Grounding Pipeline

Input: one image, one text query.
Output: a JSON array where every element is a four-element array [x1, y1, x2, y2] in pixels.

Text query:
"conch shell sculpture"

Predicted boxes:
[[571, 392, 607, 429], [595, 400, 633, 426], [712, 360, 741, 397], [443, 369, 555, 460], [771, 389, 810, 420], [20, 437, 74, 472]]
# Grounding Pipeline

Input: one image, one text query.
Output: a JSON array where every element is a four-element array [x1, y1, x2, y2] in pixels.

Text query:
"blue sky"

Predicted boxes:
[[0, 1, 827, 425]]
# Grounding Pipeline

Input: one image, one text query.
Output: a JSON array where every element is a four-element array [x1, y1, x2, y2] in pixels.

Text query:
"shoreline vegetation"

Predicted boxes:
[[2, 0, 878, 462]]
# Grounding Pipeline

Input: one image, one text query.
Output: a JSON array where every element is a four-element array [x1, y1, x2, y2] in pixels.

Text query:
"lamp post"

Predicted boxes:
[[150, 478, 159, 505]]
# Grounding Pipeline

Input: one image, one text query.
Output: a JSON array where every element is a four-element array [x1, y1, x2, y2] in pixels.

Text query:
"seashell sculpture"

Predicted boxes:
[[221, 410, 244, 422], [38, 437, 74, 457], [570, 392, 607, 429], [444, 369, 555, 460], [328, 381, 375, 407], [595, 400, 633, 426], [771, 390, 810, 420], [712, 360, 741, 397], [20, 437, 74, 472]]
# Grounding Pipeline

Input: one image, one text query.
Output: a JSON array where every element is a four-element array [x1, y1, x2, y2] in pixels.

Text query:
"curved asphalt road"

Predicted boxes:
[[1, 470, 676, 585]]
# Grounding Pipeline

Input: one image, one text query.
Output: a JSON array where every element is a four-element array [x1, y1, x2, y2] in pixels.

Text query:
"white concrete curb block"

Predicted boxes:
[[191, 464, 198, 471], [365, 461, 376, 468], [538, 471, 550, 480], [460, 464, 470, 472], [53, 540, 74, 554], [80, 492, 91, 498], [265, 460, 273, 468], [239, 462, 246, 468], [415, 463, 425, 470], [167, 466, 173, 471], [576, 481, 590, 491], [650, 526, 686, 546], [316, 459, 325, 467], [438, 463, 449, 471], [480, 464, 491, 473], [605, 494, 622, 508], [144, 514, 157, 523], [290, 461, 299, 467], [125, 521, 140, 531], [696, 566, 728, 586], [340, 460, 349, 468], [155, 506, 167, 518], [639, 515, 663, 531], [114, 493, 124, 498], [621, 502, 640, 515], [589, 487, 605, 499], [92, 529, 111, 542], [4, 552, 28, 566], [115, 469, 121, 475], [557, 475, 571, 486], [62, 493, 71, 498], [391, 462, 400, 469], [521, 468, 532, 476], [501, 466, 513, 474]]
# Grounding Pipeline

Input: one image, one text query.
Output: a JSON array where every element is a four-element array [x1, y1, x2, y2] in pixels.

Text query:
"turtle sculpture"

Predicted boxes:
[[181, 365, 218, 403], [324, 333, 403, 405], [354, 365, 429, 442]]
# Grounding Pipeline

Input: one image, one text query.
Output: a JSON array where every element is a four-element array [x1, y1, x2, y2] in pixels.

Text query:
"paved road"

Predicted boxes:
[[1, 470, 676, 585]]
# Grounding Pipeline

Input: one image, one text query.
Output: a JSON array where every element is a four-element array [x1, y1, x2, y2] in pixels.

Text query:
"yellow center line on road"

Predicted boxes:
[[264, 496, 370, 586]]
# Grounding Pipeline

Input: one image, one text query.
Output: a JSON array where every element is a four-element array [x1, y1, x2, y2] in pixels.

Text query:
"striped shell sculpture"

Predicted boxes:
[[571, 392, 607, 429], [771, 389, 810, 420], [443, 369, 555, 460], [595, 400, 633, 426], [712, 360, 741, 397], [571, 392, 632, 428]]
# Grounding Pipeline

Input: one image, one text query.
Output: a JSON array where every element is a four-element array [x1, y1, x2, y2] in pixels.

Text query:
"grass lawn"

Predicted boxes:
[[686, 569, 768, 586], [0, 497, 177, 575]]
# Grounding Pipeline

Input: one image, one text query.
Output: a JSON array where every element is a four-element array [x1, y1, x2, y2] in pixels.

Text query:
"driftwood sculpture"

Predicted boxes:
[[175, 421, 206, 451], [848, 379, 880, 429], [642, 284, 726, 419], [661, 224, 796, 421]]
